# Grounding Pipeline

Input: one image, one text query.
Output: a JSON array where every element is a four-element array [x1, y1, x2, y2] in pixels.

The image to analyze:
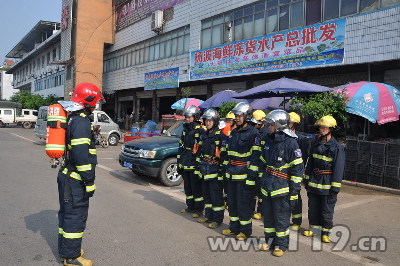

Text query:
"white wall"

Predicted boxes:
[[0, 71, 17, 100]]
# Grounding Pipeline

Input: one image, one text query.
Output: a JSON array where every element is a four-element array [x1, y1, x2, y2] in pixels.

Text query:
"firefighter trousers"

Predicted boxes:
[[292, 193, 303, 225], [227, 180, 255, 236], [57, 170, 89, 259], [307, 192, 338, 235], [182, 170, 204, 212], [262, 194, 291, 251], [254, 183, 263, 214], [202, 179, 225, 223]]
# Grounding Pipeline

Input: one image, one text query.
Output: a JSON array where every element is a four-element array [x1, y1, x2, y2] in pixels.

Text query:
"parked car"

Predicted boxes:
[[119, 119, 184, 186], [34, 106, 121, 146]]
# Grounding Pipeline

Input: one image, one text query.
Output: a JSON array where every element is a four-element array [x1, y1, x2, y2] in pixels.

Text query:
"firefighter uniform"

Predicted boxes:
[[259, 133, 304, 251], [224, 124, 261, 237], [58, 111, 97, 260], [254, 125, 269, 217], [178, 122, 205, 214], [197, 129, 227, 226], [292, 132, 310, 226], [304, 136, 345, 236]]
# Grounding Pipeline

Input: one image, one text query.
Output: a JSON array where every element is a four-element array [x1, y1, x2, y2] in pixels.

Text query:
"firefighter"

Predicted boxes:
[[303, 115, 345, 243], [258, 109, 304, 257], [221, 112, 236, 136], [57, 83, 105, 266], [196, 108, 227, 229], [222, 102, 261, 240], [288, 112, 310, 231], [178, 105, 205, 218], [250, 110, 266, 220]]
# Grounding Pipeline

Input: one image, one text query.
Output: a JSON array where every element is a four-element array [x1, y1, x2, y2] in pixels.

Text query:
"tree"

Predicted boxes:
[[289, 91, 348, 127], [10, 91, 60, 110], [219, 102, 238, 118]]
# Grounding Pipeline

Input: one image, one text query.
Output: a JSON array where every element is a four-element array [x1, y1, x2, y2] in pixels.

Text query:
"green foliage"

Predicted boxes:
[[10, 91, 60, 110], [219, 102, 237, 118], [289, 91, 348, 125], [181, 86, 192, 98]]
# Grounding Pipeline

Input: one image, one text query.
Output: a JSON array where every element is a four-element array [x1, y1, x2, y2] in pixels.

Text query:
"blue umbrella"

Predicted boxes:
[[251, 97, 288, 110], [235, 77, 331, 99], [200, 90, 248, 109], [171, 98, 204, 110]]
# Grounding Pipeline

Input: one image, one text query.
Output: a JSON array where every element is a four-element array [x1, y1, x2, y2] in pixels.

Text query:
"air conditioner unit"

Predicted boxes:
[[151, 10, 164, 33]]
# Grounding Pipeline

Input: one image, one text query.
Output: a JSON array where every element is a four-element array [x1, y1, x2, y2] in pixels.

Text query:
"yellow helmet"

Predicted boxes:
[[251, 110, 266, 124], [315, 115, 337, 128], [225, 112, 235, 120], [289, 112, 301, 123]]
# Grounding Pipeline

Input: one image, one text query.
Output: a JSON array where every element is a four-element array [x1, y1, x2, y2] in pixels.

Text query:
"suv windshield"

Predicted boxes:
[[164, 120, 184, 137]]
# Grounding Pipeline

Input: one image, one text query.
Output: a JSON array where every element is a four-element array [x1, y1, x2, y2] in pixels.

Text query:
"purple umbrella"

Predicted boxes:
[[251, 97, 288, 110], [200, 90, 248, 109], [235, 77, 331, 99]]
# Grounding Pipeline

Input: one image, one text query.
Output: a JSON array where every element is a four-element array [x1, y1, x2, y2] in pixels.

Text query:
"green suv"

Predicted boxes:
[[119, 120, 184, 186]]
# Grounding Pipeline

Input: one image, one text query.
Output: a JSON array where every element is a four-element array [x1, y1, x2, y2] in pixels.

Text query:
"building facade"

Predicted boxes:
[[6, 21, 65, 98], [0, 67, 15, 100], [103, 0, 400, 122]]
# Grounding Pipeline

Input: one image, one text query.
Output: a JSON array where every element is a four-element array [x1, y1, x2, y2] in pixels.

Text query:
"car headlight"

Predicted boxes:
[[121, 144, 125, 152], [138, 149, 157, 159]]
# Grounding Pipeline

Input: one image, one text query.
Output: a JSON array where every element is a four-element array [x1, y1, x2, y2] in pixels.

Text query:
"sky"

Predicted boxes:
[[0, 0, 62, 63]]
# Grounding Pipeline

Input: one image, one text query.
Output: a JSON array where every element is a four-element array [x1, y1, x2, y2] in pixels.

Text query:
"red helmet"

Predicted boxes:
[[71, 82, 105, 108]]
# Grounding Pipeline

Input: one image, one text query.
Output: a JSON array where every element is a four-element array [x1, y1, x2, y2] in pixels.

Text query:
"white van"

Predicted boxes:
[[34, 107, 121, 146]]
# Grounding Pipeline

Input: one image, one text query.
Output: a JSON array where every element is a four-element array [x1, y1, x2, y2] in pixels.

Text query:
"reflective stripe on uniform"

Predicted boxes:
[[276, 229, 290, 237], [304, 175, 310, 180], [194, 197, 204, 202], [212, 206, 225, 211], [186, 195, 194, 200], [322, 228, 332, 232], [245, 180, 255, 185], [71, 138, 91, 146], [249, 165, 259, 171], [45, 144, 65, 151], [261, 188, 269, 197], [312, 153, 333, 162], [231, 174, 247, 180], [89, 149, 96, 155], [227, 150, 251, 157], [266, 158, 303, 171], [230, 216, 239, 222], [264, 228, 276, 233], [47, 115, 67, 122], [205, 204, 212, 208], [204, 173, 218, 180], [251, 146, 262, 151], [260, 156, 266, 163], [77, 164, 92, 171], [331, 182, 341, 188], [86, 184, 96, 192], [240, 218, 252, 225], [58, 227, 63, 234], [183, 166, 195, 170], [63, 231, 84, 239], [310, 225, 322, 230], [292, 214, 302, 218], [177, 155, 181, 158], [309, 182, 331, 189], [291, 176, 303, 183], [70, 172, 82, 181], [290, 195, 298, 201], [271, 187, 289, 197]]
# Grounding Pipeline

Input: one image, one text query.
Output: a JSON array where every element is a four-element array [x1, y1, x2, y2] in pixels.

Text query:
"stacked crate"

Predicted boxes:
[[344, 139, 358, 182], [357, 141, 371, 184], [384, 143, 400, 189]]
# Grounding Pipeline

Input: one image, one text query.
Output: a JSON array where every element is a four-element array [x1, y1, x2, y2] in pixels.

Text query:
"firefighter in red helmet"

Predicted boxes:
[[57, 82, 105, 266]]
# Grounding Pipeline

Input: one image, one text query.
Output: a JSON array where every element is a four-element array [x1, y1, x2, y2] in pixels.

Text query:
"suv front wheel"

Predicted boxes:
[[158, 157, 182, 187]]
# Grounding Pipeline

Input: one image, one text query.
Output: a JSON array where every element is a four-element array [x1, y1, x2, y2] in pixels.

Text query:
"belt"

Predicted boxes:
[[313, 169, 333, 175], [203, 157, 219, 165], [229, 160, 247, 166], [266, 168, 289, 180]]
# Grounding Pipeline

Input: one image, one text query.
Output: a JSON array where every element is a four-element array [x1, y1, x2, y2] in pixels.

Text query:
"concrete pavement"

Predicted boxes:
[[1, 127, 399, 265]]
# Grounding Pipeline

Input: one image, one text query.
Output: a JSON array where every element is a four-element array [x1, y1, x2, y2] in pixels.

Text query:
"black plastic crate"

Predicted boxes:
[[383, 176, 400, 189], [358, 152, 371, 163], [369, 164, 384, 177], [346, 149, 358, 162], [369, 174, 383, 186], [356, 173, 369, 184], [345, 160, 357, 172], [357, 163, 370, 174], [370, 142, 386, 155], [384, 166, 400, 179], [346, 139, 359, 150], [359, 141, 371, 152], [386, 155, 400, 167], [371, 154, 385, 165], [344, 170, 357, 181], [386, 143, 400, 154]]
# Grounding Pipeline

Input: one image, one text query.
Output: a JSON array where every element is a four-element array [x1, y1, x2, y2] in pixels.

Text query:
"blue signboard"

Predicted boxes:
[[144, 67, 180, 90], [190, 19, 346, 80]]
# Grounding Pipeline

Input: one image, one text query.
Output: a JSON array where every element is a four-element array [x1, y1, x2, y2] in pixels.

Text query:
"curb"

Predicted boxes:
[[343, 180, 400, 195]]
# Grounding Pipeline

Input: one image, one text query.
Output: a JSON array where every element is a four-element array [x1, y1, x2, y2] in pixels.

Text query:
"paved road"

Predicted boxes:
[[0, 127, 399, 265]]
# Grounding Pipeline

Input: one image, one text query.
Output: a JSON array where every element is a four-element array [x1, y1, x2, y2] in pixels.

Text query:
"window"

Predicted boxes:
[[4, 110, 12, 115], [306, 0, 321, 25], [53, 49, 57, 61], [47, 52, 51, 64], [341, 0, 358, 16], [42, 56, 45, 68], [98, 113, 110, 123], [382, 0, 400, 7], [23, 110, 29, 115]]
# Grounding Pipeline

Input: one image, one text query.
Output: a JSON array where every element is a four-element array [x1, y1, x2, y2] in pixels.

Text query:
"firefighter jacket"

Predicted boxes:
[[259, 133, 304, 198], [296, 132, 310, 163], [259, 126, 269, 145], [63, 111, 97, 192], [304, 136, 345, 195], [178, 122, 205, 171], [196, 128, 228, 181], [223, 124, 261, 185]]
